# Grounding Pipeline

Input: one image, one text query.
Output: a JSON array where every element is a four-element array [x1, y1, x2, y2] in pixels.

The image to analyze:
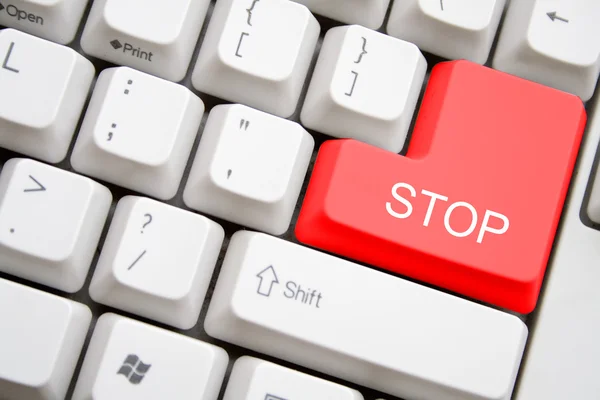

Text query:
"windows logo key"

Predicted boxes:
[[117, 354, 152, 384]]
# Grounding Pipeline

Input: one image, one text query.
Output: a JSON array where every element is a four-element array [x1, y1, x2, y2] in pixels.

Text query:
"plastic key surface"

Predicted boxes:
[[223, 356, 364, 400], [192, 0, 320, 117], [0, 158, 111, 292], [81, 0, 210, 81], [72, 313, 228, 400], [89, 196, 224, 329], [0, 29, 94, 163], [0, 278, 91, 400], [0, 0, 89, 44], [296, 60, 586, 313], [301, 25, 426, 152], [205, 231, 528, 400], [71, 66, 204, 200], [493, 0, 600, 101], [290, 0, 389, 29], [387, 0, 506, 64]]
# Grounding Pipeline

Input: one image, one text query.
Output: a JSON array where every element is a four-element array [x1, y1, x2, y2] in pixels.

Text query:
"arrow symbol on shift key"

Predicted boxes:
[[256, 265, 279, 297]]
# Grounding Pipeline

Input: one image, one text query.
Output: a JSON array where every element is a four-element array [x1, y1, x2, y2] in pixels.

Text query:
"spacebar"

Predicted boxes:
[[205, 231, 528, 400]]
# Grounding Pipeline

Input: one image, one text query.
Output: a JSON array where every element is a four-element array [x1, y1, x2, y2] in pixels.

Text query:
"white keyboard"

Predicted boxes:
[[1, 1, 600, 399]]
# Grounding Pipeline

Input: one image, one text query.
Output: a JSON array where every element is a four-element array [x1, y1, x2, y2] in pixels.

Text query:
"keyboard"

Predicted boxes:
[[0, 0, 599, 399]]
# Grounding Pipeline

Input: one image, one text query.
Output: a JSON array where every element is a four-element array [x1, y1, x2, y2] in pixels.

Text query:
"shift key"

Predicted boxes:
[[205, 231, 528, 400]]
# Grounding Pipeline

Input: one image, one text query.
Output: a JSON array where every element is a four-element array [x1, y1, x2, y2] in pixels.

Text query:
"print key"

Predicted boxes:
[[297, 60, 586, 313]]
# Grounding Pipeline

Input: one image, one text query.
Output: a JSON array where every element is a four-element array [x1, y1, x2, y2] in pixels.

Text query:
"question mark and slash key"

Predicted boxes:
[[141, 213, 152, 233], [126, 214, 153, 272]]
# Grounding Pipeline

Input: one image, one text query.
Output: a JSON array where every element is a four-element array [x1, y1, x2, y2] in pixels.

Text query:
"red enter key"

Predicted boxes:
[[296, 60, 586, 313]]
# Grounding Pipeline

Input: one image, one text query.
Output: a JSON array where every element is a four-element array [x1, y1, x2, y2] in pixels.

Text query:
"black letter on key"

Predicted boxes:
[[2, 42, 20, 73]]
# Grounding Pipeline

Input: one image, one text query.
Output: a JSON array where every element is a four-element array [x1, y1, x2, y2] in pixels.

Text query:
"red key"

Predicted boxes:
[[296, 60, 586, 313]]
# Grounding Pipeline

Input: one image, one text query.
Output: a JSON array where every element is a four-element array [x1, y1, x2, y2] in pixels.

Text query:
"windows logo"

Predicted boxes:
[[117, 354, 152, 384]]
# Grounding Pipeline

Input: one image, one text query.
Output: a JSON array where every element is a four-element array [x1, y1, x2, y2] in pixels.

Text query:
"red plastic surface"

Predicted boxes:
[[296, 60, 586, 313]]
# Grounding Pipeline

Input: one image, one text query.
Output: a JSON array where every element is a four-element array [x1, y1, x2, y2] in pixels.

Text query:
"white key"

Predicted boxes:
[[514, 67, 600, 399], [387, 0, 506, 64], [493, 1, 600, 101], [71, 67, 204, 200], [0, 278, 91, 400], [586, 168, 600, 223], [205, 231, 528, 400], [192, 0, 320, 118], [89, 196, 224, 329], [224, 356, 364, 400], [0, 29, 94, 163], [81, 0, 210, 81], [183, 105, 314, 235], [0, 158, 111, 292], [0, 0, 88, 44], [301, 25, 426, 152], [72, 313, 228, 400], [290, 0, 389, 29]]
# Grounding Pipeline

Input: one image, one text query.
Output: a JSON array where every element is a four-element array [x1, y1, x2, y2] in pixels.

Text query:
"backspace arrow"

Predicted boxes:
[[547, 11, 569, 23]]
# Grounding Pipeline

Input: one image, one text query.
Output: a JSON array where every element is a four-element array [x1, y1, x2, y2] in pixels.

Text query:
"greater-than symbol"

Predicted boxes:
[[547, 11, 569, 23], [256, 265, 279, 297], [0, 3, 5, 12], [236, 32, 249, 58], [23, 175, 46, 192], [2, 42, 20, 74], [127, 250, 147, 271]]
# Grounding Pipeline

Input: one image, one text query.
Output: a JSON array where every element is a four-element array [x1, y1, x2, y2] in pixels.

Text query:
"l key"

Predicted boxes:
[[297, 60, 586, 314], [0, 29, 94, 163]]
